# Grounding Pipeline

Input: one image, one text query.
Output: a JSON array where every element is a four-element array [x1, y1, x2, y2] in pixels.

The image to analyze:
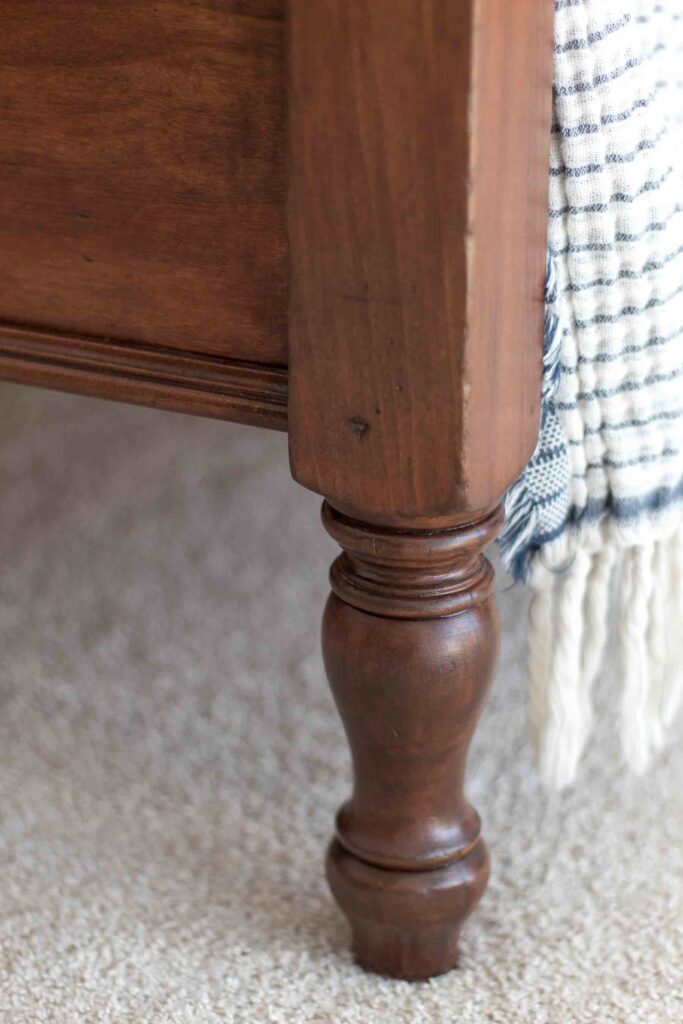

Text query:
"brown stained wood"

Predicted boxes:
[[288, 0, 555, 980], [0, 1, 286, 364], [322, 502, 503, 979], [0, 324, 287, 431], [0, 0, 556, 984], [466, 0, 554, 507], [288, 0, 554, 522]]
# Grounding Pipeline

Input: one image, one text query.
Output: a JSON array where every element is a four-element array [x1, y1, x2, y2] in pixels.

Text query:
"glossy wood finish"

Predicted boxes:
[[322, 502, 503, 979], [288, 0, 554, 979], [0, 324, 287, 431], [288, 0, 553, 521], [0, 0, 555, 983], [0, 0, 286, 364]]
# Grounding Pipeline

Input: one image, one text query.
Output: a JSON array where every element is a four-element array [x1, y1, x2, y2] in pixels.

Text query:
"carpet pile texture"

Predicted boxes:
[[0, 385, 680, 1023]]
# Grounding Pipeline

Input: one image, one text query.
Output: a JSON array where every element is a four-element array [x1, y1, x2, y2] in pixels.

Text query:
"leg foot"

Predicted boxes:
[[327, 838, 489, 980], [321, 501, 502, 980]]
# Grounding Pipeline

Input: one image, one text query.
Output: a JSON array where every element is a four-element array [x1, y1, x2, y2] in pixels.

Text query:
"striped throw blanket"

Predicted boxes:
[[500, 0, 683, 787]]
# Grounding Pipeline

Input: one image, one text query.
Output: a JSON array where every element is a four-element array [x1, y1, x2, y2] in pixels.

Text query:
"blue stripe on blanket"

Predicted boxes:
[[499, 1, 683, 586]]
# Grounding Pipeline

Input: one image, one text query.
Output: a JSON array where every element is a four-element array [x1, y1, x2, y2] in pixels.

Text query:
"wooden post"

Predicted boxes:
[[287, 0, 554, 978]]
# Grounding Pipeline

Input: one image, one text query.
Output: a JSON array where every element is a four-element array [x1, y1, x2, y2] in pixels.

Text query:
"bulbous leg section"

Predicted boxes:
[[320, 502, 503, 980], [327, 837, 490, 980]]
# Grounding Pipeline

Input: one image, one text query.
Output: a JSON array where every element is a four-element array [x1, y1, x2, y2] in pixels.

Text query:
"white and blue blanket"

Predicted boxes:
[[500, 0, 683, 786]]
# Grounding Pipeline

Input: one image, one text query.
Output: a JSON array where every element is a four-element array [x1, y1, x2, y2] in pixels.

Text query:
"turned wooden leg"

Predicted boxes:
[[321, 501, 503, 980], [288, 0, 552, 984]]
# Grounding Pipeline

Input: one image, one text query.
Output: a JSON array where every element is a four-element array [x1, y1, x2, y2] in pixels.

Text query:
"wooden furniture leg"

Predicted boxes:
[[0, 0, 556, 983], [287, 1, 554, 979], [321, 502, 503, 979]]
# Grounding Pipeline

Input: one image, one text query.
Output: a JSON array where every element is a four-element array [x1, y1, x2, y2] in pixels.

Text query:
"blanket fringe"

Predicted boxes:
[[528, 528, 683, 789]]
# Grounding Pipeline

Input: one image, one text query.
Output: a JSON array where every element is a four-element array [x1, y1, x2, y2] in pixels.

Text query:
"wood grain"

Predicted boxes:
[[288, 0, 554, 522], [288, 0, 555, 980], [322, 502, 502, 979], [0, 0, 286, 364], [0, 324, 287, 431], [0, 0, 556, 982]]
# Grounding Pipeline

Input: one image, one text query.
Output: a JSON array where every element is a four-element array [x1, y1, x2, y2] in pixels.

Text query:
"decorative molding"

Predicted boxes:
[[321, 498, 503, 979], [0, 323, 288, 431], [322, 502, 503, 619]]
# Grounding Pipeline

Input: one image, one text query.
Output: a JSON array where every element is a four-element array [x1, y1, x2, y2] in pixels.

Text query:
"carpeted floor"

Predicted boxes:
[[0, 383, 681, 1024]]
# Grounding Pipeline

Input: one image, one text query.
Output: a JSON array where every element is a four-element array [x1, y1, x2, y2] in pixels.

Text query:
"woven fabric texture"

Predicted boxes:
[[500, 0, 683, 786]]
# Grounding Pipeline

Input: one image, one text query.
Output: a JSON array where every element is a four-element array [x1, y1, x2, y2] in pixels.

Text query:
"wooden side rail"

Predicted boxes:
[[0, 324, 288, 431]]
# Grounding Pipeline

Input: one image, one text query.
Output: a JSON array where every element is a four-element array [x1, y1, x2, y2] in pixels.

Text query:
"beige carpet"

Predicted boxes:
[[0, 383, 681, 1024]]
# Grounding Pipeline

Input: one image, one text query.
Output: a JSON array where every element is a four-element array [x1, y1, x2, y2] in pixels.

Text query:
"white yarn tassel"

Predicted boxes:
[[641, 531, 683, 751], [536, 549, 593, 789], [526, 527, 683, 788], [647, 539, 669, 750], [659, 527, 683, 730], [528, 566, 555, 750], [619, 543, 656, 774], [580, 545, 616, 690]]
